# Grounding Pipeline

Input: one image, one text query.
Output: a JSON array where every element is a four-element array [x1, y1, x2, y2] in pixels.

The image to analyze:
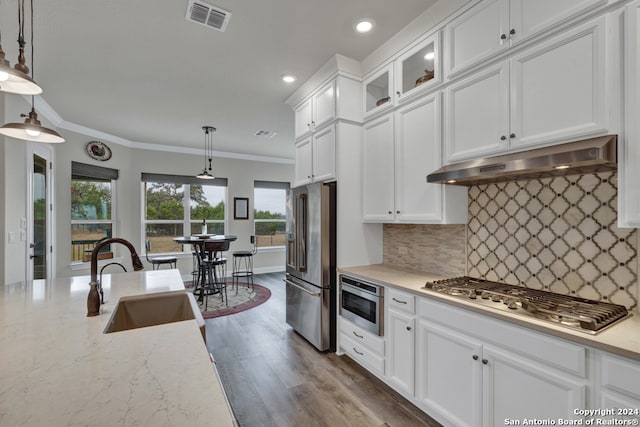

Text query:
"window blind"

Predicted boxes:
[[141, 173, 228, 186], [71, 161, 119, 180]]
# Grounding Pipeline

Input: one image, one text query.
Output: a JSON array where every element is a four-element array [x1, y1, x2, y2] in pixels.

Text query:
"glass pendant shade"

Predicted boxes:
[[196, 125, 216, 179], [0, 108, 65, 143]]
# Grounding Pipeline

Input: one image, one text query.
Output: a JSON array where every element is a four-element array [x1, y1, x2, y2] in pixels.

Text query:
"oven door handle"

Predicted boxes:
[[285, 279, 321, 297]]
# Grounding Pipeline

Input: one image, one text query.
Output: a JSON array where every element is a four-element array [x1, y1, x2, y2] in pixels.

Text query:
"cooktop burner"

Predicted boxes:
[[423, 276, 630, 334]]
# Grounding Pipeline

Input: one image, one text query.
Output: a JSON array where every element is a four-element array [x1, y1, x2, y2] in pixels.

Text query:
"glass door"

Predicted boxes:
[[27, 144, 53, 281]]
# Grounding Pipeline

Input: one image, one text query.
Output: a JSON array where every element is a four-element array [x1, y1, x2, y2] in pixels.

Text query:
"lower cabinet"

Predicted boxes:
[[339, 316, 385, 377], [596, 351, 640, 423], [386, 288, 417, 397]]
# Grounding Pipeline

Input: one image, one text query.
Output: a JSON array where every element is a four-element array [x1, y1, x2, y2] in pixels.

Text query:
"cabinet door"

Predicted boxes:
[[416, 320, 482, 427], [394, 32, 441, 103], [312, 81, 335, 130], [294, 99, 313, 139], [387, 309, 415, 397], [362, 115, 395, 222], [482, 345, 586, 427], [444, 0, 509, 76], [311, 125, 335, 183], [510, 16, 608, 150], [510, 0, 605, 44], [294, 137, 313, 187], [364, 64, 394, 117], [621, 1, 640, 226], [444, 62, 510, 162], [394, 94, 443, 223]]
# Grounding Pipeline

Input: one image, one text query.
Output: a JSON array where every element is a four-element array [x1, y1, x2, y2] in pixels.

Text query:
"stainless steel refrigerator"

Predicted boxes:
[[285, 181, 336, 351]]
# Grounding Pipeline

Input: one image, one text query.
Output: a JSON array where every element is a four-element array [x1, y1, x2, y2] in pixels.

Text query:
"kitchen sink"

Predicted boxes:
[[104, 291, 206, 342]]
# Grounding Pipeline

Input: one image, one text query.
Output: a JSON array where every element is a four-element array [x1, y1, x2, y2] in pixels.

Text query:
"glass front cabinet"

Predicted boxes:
[[394, 32, 441, 103]]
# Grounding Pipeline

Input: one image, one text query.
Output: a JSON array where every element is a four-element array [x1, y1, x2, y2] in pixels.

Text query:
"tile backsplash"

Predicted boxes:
[[383, 171, 638, 309], [468, 171, 637, 308]]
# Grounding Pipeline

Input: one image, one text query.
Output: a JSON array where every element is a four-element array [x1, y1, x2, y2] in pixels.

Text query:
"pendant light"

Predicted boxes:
[[0, 0, 42, 95], [0, 0, 64, 143], [196, 126, 216, 179]]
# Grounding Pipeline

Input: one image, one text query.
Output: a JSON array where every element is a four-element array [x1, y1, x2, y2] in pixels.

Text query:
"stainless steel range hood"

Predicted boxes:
[[427, 135, 617, 186]]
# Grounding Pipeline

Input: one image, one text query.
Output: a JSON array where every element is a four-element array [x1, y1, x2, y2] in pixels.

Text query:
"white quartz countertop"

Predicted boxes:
[[339, 264, 640, 362], [0, 270, 234, 427]]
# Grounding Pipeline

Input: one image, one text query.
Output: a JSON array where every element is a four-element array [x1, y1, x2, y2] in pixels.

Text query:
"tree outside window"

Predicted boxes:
[[71, 177, 113, 262]]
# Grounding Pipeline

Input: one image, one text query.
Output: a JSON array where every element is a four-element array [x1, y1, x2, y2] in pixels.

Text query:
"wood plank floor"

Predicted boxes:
[[205, 272, 442, 427]]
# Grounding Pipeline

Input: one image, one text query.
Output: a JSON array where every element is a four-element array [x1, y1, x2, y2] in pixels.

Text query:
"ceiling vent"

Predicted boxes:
[[186, 0, 231, 32], [255, 130, 278, 139]]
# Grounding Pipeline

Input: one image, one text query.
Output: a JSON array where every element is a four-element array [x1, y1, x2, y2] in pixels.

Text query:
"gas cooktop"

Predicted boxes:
[[423, 276, 630, 334]]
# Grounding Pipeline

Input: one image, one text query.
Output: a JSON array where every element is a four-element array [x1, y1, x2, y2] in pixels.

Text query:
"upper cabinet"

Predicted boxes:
[[294, 81, 335, 139], [445, 0, 606, 77], [363, 33, 441, 119], [445, 16, 610, 163]]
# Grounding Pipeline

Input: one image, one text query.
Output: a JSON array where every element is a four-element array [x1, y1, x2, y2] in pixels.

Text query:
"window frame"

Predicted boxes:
[[70, 177, 117, 266], [141, 181, 228, 255], [253, 182, 288, 250]]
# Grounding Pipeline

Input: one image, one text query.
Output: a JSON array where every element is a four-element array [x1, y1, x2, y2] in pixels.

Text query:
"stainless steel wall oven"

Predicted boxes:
[[339, 275, 384, 336]]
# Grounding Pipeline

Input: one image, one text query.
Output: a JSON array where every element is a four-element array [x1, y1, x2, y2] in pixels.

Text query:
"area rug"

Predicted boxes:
[[185, 281, 271, 319]]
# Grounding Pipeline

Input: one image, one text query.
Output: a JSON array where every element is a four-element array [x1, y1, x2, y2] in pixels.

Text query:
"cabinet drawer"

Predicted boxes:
[[341, 333, 385, 376], [339, 316, 385, 356], [600, 353, 640, 400], [418, 298, 586, 377], [387, 287, 415, 314]]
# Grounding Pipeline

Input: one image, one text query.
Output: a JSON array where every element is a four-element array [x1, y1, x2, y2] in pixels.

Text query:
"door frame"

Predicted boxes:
[[26, 142, 55, 281]]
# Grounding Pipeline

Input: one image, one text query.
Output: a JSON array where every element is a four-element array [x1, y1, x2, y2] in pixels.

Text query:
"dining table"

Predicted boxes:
[[173, 235, 238, 302]]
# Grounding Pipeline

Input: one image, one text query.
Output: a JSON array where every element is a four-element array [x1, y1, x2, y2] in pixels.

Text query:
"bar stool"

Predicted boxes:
[[194, 240, 229, 308], [232, 235, 257, 293], [145, 239, 177, 270]]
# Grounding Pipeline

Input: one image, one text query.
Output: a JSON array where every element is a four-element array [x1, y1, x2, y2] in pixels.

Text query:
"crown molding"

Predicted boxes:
[[26, 95, 294, 165]]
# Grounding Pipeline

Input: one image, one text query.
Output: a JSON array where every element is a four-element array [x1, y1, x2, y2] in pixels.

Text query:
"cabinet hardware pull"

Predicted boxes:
[[353, 348, 364, 356], [406, 326, 412, 331], [473, 355, 479, 360], [396, 91, 401, 97], [510, 133, 516, 139], [500, 34, 507, 40], [509, 29, 516, 36], [392, 298, 407, 304], [482, 359, 488, 365], [500, 135, 507, 141], [388, 211, 393, 214], [352, 331, 363, 339], [396, 210, 400, 214]]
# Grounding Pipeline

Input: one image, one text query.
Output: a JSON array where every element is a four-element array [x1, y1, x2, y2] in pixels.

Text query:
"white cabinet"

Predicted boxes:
[[293, 125, 335, 187], [386, 288, 416, 397], [294, 81, 335, 139], [621, 1, 640, 227], [339, 316, 385, 377], [445, 16, 609, 163], [364, 33, 441, 119], [445, 0, 606, 77], [363, 94, 467, 223], [417, 297, 588, 427], [596, 351, 640, 421], [417, 320, 482, 427]]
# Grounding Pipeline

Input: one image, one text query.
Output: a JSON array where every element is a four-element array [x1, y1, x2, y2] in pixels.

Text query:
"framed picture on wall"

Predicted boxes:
[[234, 197, 249, 220]]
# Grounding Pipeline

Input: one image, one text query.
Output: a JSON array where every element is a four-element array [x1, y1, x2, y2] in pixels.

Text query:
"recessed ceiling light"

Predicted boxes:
[[424, 52, 435, 60], [354, 19, 375, 33], [281, 74, 297, 83]]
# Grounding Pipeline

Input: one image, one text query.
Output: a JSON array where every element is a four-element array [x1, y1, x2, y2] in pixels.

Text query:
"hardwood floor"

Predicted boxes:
[[205, 272, 442, 427]]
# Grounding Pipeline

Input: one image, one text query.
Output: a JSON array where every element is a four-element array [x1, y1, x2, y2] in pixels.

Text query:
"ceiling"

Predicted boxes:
[[0, 0, 439, 161]]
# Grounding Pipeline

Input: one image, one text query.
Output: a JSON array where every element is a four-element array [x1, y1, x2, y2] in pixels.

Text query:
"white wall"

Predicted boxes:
[[0, 92, 5, 283]]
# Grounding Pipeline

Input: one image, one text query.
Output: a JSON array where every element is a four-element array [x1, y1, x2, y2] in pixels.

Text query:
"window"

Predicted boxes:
[[71, 162, 118, 263], [142, 174, 227, 254], [254, 181, 288, 248]]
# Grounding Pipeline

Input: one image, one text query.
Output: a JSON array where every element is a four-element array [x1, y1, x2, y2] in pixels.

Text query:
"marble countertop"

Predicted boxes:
[[0, 270, 234, 427], [339, 264, 640, 362]]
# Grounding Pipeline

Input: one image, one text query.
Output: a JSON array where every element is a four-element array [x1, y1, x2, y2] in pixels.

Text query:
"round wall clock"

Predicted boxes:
[[86, 141, 112, 161]]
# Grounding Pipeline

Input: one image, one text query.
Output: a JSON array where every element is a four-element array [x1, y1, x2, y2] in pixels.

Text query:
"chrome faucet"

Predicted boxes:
[[87, 238, 144, 317]]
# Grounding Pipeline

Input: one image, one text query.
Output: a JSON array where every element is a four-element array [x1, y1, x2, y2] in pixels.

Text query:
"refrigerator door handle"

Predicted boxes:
[[284, 278, 321, 297]]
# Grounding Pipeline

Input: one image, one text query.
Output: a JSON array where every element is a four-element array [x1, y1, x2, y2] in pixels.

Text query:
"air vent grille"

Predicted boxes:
[[186, 0, 231, 32], [255, 130, 278, 139]]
